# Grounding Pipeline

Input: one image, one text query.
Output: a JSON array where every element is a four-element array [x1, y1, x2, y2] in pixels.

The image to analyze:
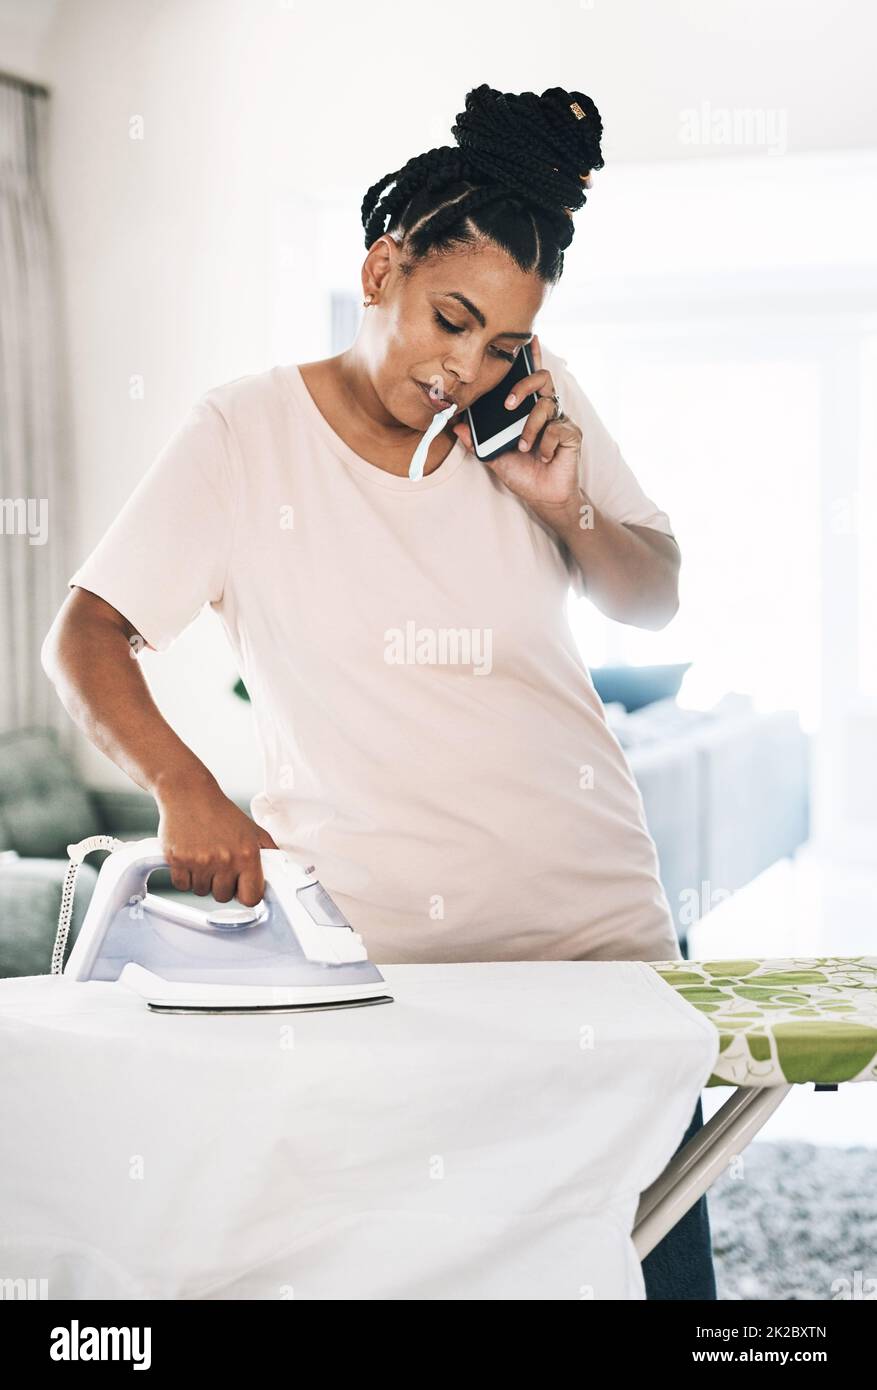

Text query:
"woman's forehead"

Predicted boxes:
[[411, 249, 547, 312]]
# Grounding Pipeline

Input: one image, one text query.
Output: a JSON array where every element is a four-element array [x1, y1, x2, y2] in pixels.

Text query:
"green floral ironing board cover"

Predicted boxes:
[[649, 957, 877, 1088]]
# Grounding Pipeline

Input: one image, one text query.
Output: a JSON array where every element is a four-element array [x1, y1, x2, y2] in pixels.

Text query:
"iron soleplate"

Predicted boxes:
[[145, 994, 394, 1015]]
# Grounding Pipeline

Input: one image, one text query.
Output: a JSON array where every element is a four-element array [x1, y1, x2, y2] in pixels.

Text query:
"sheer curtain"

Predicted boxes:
[[0, 74, 71, 737]]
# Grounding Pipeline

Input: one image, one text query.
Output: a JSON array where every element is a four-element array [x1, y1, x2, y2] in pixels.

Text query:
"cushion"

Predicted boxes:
[[0, 857, 99, 977], [590, 662, 693, 712], [0, 728, 104, 857]]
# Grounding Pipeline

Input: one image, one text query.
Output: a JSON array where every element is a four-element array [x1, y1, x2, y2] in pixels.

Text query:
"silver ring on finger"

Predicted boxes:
[[539, 389, 563, 422]]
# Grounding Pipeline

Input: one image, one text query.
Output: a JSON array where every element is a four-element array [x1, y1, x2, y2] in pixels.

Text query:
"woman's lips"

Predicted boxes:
[[416, 380, 457, 413]]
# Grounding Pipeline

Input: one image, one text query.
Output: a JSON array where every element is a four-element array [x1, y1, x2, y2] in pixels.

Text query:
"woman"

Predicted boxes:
[[42, 84, 714, 1299]]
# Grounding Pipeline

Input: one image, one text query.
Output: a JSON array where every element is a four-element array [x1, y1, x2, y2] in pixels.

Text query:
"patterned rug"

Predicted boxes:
[[708, 1140, 877, 1300]]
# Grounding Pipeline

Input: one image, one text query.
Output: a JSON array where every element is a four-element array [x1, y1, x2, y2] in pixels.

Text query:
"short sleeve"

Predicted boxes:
[[542, 346, 675, 599], [67, 395, 239, 652]]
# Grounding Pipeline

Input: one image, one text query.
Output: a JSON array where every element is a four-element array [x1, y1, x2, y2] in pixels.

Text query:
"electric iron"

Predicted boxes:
[[54, 836, 393, 1014]]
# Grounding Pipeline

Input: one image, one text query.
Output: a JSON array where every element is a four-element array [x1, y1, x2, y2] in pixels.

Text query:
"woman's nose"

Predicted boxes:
[[443, 353, 479, 386]]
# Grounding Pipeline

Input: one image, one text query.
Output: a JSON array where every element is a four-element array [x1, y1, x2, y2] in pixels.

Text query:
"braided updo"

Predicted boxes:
[[360, 84, 604, 285]]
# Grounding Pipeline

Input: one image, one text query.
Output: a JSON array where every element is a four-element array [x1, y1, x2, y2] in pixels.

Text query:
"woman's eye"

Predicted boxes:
[[432, 309, 516, 363], [433, 309, 463, 335]]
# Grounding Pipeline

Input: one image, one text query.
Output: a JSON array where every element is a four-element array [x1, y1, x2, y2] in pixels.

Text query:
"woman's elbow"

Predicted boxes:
[[40, 607, 67, 683], [646, 594, 680, 630]]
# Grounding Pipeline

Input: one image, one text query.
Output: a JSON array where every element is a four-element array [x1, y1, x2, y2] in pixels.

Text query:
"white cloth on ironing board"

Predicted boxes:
[[0, 963, 717, 1300]]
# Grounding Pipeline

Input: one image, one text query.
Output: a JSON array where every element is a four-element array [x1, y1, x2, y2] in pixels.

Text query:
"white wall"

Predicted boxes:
[[0, 0, 57, 82]]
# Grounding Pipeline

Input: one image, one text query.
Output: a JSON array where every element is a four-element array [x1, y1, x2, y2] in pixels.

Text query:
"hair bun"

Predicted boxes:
[[451, 84, 604, 220], [360, 84, 605, 281]]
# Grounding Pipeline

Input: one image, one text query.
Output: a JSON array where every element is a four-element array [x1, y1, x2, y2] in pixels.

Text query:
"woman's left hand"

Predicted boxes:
[[450, 334, 582, 516]]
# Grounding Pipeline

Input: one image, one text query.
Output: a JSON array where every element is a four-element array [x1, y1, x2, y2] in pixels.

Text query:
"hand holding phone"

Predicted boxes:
[[453, 334, 582, 513]]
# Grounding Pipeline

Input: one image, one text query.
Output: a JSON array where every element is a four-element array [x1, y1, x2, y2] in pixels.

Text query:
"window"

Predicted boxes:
[[561, 328, 825, 729]]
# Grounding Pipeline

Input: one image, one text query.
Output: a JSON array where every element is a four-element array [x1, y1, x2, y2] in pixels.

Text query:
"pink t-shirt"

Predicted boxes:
[[68, 344, 681, 965]]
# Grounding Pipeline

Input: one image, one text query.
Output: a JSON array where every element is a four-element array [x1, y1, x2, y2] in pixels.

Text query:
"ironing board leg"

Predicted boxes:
[[632, 1084, 794, 1259]]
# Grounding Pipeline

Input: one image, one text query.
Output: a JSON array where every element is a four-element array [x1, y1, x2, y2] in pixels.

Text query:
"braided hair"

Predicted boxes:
[[361, 84, 604, 285]]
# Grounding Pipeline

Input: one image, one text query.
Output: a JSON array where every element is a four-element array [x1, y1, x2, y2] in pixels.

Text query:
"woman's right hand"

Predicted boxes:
[[156, 776, 279, 907]]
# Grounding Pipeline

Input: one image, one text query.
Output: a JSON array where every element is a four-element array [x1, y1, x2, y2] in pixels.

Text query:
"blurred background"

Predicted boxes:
[[1, 0, 876, 1297]]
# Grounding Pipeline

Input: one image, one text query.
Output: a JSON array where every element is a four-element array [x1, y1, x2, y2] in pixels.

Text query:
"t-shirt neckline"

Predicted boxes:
[[280, 363, 468, 491]]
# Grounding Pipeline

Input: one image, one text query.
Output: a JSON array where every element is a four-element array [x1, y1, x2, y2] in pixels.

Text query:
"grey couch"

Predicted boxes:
[[0, 727, 249, 978], [0, 697, 810, 975], [610, 692, 810, 947]]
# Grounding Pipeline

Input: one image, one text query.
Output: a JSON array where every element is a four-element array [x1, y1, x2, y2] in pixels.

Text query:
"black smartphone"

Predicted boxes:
[[465, 343, 539, 462]]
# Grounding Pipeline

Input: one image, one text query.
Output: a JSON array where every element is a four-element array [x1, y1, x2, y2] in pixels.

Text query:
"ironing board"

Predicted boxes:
[[0, 960, 719, 1300], [634, 956, 877, 1258], [1, 956, 874, 1298]]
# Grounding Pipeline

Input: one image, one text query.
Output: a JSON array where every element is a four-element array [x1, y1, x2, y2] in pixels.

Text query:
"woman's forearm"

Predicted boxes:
[[533, 489, 680, 630], [41, 591, 219, 802], [41, 589, 278, 905]]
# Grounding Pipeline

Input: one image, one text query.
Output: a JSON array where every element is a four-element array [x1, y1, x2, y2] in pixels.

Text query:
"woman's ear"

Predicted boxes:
[[361, 234, 397, 299]]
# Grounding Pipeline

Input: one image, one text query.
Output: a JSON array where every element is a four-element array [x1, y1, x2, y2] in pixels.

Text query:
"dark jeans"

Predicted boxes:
[[640, 1095, 717, 1300]]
